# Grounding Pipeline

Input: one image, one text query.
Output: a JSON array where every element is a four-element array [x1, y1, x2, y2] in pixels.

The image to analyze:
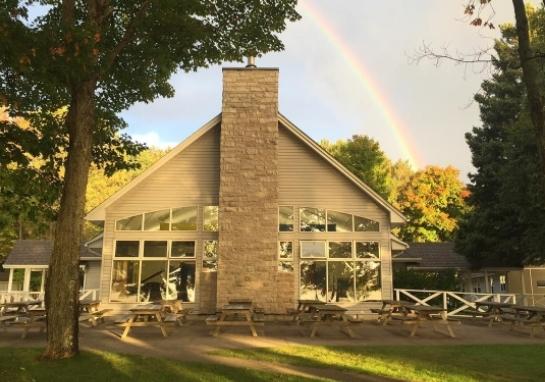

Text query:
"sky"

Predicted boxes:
[[121, 0, 533, 182]]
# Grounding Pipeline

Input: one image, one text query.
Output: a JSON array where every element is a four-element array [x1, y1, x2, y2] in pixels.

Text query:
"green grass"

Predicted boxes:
[[0, 348, 319, 382], [214, 344, 545, 382]]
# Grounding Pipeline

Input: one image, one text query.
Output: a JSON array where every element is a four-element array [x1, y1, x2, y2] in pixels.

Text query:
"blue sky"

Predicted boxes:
[[121, 1, 531, 181]]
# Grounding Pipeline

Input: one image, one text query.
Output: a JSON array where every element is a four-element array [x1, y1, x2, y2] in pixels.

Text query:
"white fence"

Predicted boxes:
[[395, 288, 519, 317], [0, 289, 98, 305]]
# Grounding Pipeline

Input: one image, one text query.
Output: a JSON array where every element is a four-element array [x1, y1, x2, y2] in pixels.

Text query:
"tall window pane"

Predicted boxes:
[[203, 240, 218, 271], [143, 241, 167, 258], [355, 262, 381, 301], [110, 261, 139, 303], [354, 215, 380, 232], [300, 261, 327, 301], [328, 242, 352, 258], [300, 207, 326, 232], [203, 206, 219, 232], [167, 261, 196, 302], [300, 241, 326, 258], [279, 242, 293, 259], [356, 242, 380, 259], [279, 206, 294, 231], [29, 270, 44, 293], [327, 210, 353, 232], [171, 241, 195, 258], [139, 261, 167, 302], [115, 241, 139, 258], [328, 261, 355, 303], [144, 209, 170, 231], [172, 207, 197, 231], [116, 214, 142, 231], [11, 269, 25, 291]]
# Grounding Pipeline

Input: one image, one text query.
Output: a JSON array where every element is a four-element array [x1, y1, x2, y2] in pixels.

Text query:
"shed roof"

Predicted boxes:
[[393, 242, 470, 270], [4, 240, 101, 267]]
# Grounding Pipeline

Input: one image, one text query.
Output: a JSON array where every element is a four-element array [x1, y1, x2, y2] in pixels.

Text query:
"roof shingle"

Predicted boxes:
[[4, 240, 101, 266]]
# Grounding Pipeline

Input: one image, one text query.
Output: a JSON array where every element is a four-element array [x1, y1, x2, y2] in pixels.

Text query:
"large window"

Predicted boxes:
[[299, 240, 381, 302], [10, 269, 25, 292], [111, 240, 196, 303], [116, 206, 198, 232], [297, 207, 379, 233]]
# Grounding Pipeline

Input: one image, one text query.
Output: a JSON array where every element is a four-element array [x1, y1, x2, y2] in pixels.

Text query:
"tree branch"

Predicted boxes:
[[99, 0, 152, 78], [410, 42, 495, 74]]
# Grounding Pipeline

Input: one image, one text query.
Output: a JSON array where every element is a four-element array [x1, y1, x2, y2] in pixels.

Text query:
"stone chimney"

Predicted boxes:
[[217, 64, 280, 312]]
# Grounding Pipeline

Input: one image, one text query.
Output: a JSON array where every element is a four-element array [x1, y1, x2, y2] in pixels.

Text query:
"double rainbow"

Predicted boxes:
[[299, 1, 422, 169]]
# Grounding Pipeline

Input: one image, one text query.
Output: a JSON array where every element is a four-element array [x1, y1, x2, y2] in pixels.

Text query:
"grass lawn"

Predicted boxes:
[[0, 348, 319, 382], [214, 344, 545, 382]]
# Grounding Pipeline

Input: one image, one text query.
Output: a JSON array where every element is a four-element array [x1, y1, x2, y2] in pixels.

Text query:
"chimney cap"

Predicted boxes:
[[246, 55, 257, 68]]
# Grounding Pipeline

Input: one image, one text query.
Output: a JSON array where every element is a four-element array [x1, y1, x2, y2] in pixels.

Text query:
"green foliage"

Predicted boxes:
[[396, 166, 469, 243], [321, 135, 393, 199], [393, 268, 460, 291], [456, 7, 545, 268]]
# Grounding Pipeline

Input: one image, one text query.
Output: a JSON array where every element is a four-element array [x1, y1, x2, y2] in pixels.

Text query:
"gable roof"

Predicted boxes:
[[86, 113, 406, 223], [4, 240, 101, 267], [393, 242, 470, 270]]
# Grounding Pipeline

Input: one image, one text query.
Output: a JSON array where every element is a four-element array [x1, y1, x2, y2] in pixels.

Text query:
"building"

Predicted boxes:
[[393, 242, 545, 300], [1, 237, 102, 298], [84, 63, 406, 313]]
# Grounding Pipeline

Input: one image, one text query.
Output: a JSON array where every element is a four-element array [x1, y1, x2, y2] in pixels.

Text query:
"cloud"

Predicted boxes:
[[132, 131, 178, 149]]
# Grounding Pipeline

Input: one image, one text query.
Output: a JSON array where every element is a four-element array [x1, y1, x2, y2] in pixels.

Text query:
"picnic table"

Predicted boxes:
[[8, 309, 47, 339], [370, 300, 413, 326], [475, 301, 514, 327], [307, 304, 355, 339], [118, 305, 168, 339], [401, 305, 459, 338], [1, 300, 43, 315], [209, 303, 264, 337], [79, 300, 111, 327], [509, 305, 545, 337], [288, 299, 326, 325]]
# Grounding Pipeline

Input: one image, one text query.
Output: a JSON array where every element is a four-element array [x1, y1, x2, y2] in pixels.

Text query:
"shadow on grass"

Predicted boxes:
[[0, 347, 318, 382], [213, 344, 545, 382]]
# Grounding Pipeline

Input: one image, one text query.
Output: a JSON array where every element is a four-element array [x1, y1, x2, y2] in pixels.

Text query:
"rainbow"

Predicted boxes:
[[298, 1, 423, 169]]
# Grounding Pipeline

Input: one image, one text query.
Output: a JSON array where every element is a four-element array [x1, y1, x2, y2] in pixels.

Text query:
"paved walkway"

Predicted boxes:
[[1, 319, 543, 381]]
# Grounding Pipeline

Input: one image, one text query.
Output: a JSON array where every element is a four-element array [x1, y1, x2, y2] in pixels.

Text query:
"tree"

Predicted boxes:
[[389, 160, 414, 204], [456, 18, 545, 268], [396, 166, 468, 243], [321, 135, 393, 199], [0, 0, 299, 359]]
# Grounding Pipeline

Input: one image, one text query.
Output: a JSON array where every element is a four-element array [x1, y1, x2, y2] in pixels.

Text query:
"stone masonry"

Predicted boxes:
[[217, 68, 287, 313]]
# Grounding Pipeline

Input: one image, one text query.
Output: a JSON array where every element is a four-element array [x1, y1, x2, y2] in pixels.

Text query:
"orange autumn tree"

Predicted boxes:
[[396, 166, 469, 243]]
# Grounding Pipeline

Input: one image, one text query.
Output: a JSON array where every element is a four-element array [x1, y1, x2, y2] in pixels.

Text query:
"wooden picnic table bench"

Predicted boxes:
[[8, 309, 47, 339], [475, 301, 514, 327], [400, 305, 460, 338], [288, 299, 326, 325], [506, 305, 545, 338], [1, 300, 43, 315], [117, 305, 168, 340], [369, 299, 413, 326], [305, 304, 355, 339], [209, 303, 264, 337]]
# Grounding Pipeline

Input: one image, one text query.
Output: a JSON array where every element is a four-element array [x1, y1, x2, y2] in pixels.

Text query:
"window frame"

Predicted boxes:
[[114, 206, 202, 233]]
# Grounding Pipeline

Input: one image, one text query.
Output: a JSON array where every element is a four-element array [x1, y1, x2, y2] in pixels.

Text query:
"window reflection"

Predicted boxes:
[[355, 262, 381, 301], [203, 240, 218, 271], [172, 207, 197, 231], [328, 242, 352, 258], [29, 270, 44, 293], [203, 206, 219, 232], [300, 261, 327, 301], [356, 242, 380, 259], [300, 208, 326, 232], [144, 209, 170, 231], [328, 261, 355, 303], [139, 261, 167, 302], [115, 241, 139, 257], [167, 261, 196, 302], [116, 214, 142, 231], [300, 241, 326, 258], [143, 241, 167, 258], [327, 210, 353, 232], [279, 206, 294, 231], [111, 261, 139, 303], [354, 215, 379, 232], [171, 241, 195, 258], [11, 269, 25, 291]]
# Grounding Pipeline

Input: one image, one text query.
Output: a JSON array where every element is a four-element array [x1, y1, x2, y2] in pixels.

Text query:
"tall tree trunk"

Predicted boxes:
[[43, 80, 96, 359], [512, 0, 545, 178]]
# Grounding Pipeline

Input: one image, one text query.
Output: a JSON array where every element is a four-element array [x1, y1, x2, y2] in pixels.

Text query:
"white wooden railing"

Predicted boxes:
[[0, 289, 98, 305], [394, 288, 518, 317]]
